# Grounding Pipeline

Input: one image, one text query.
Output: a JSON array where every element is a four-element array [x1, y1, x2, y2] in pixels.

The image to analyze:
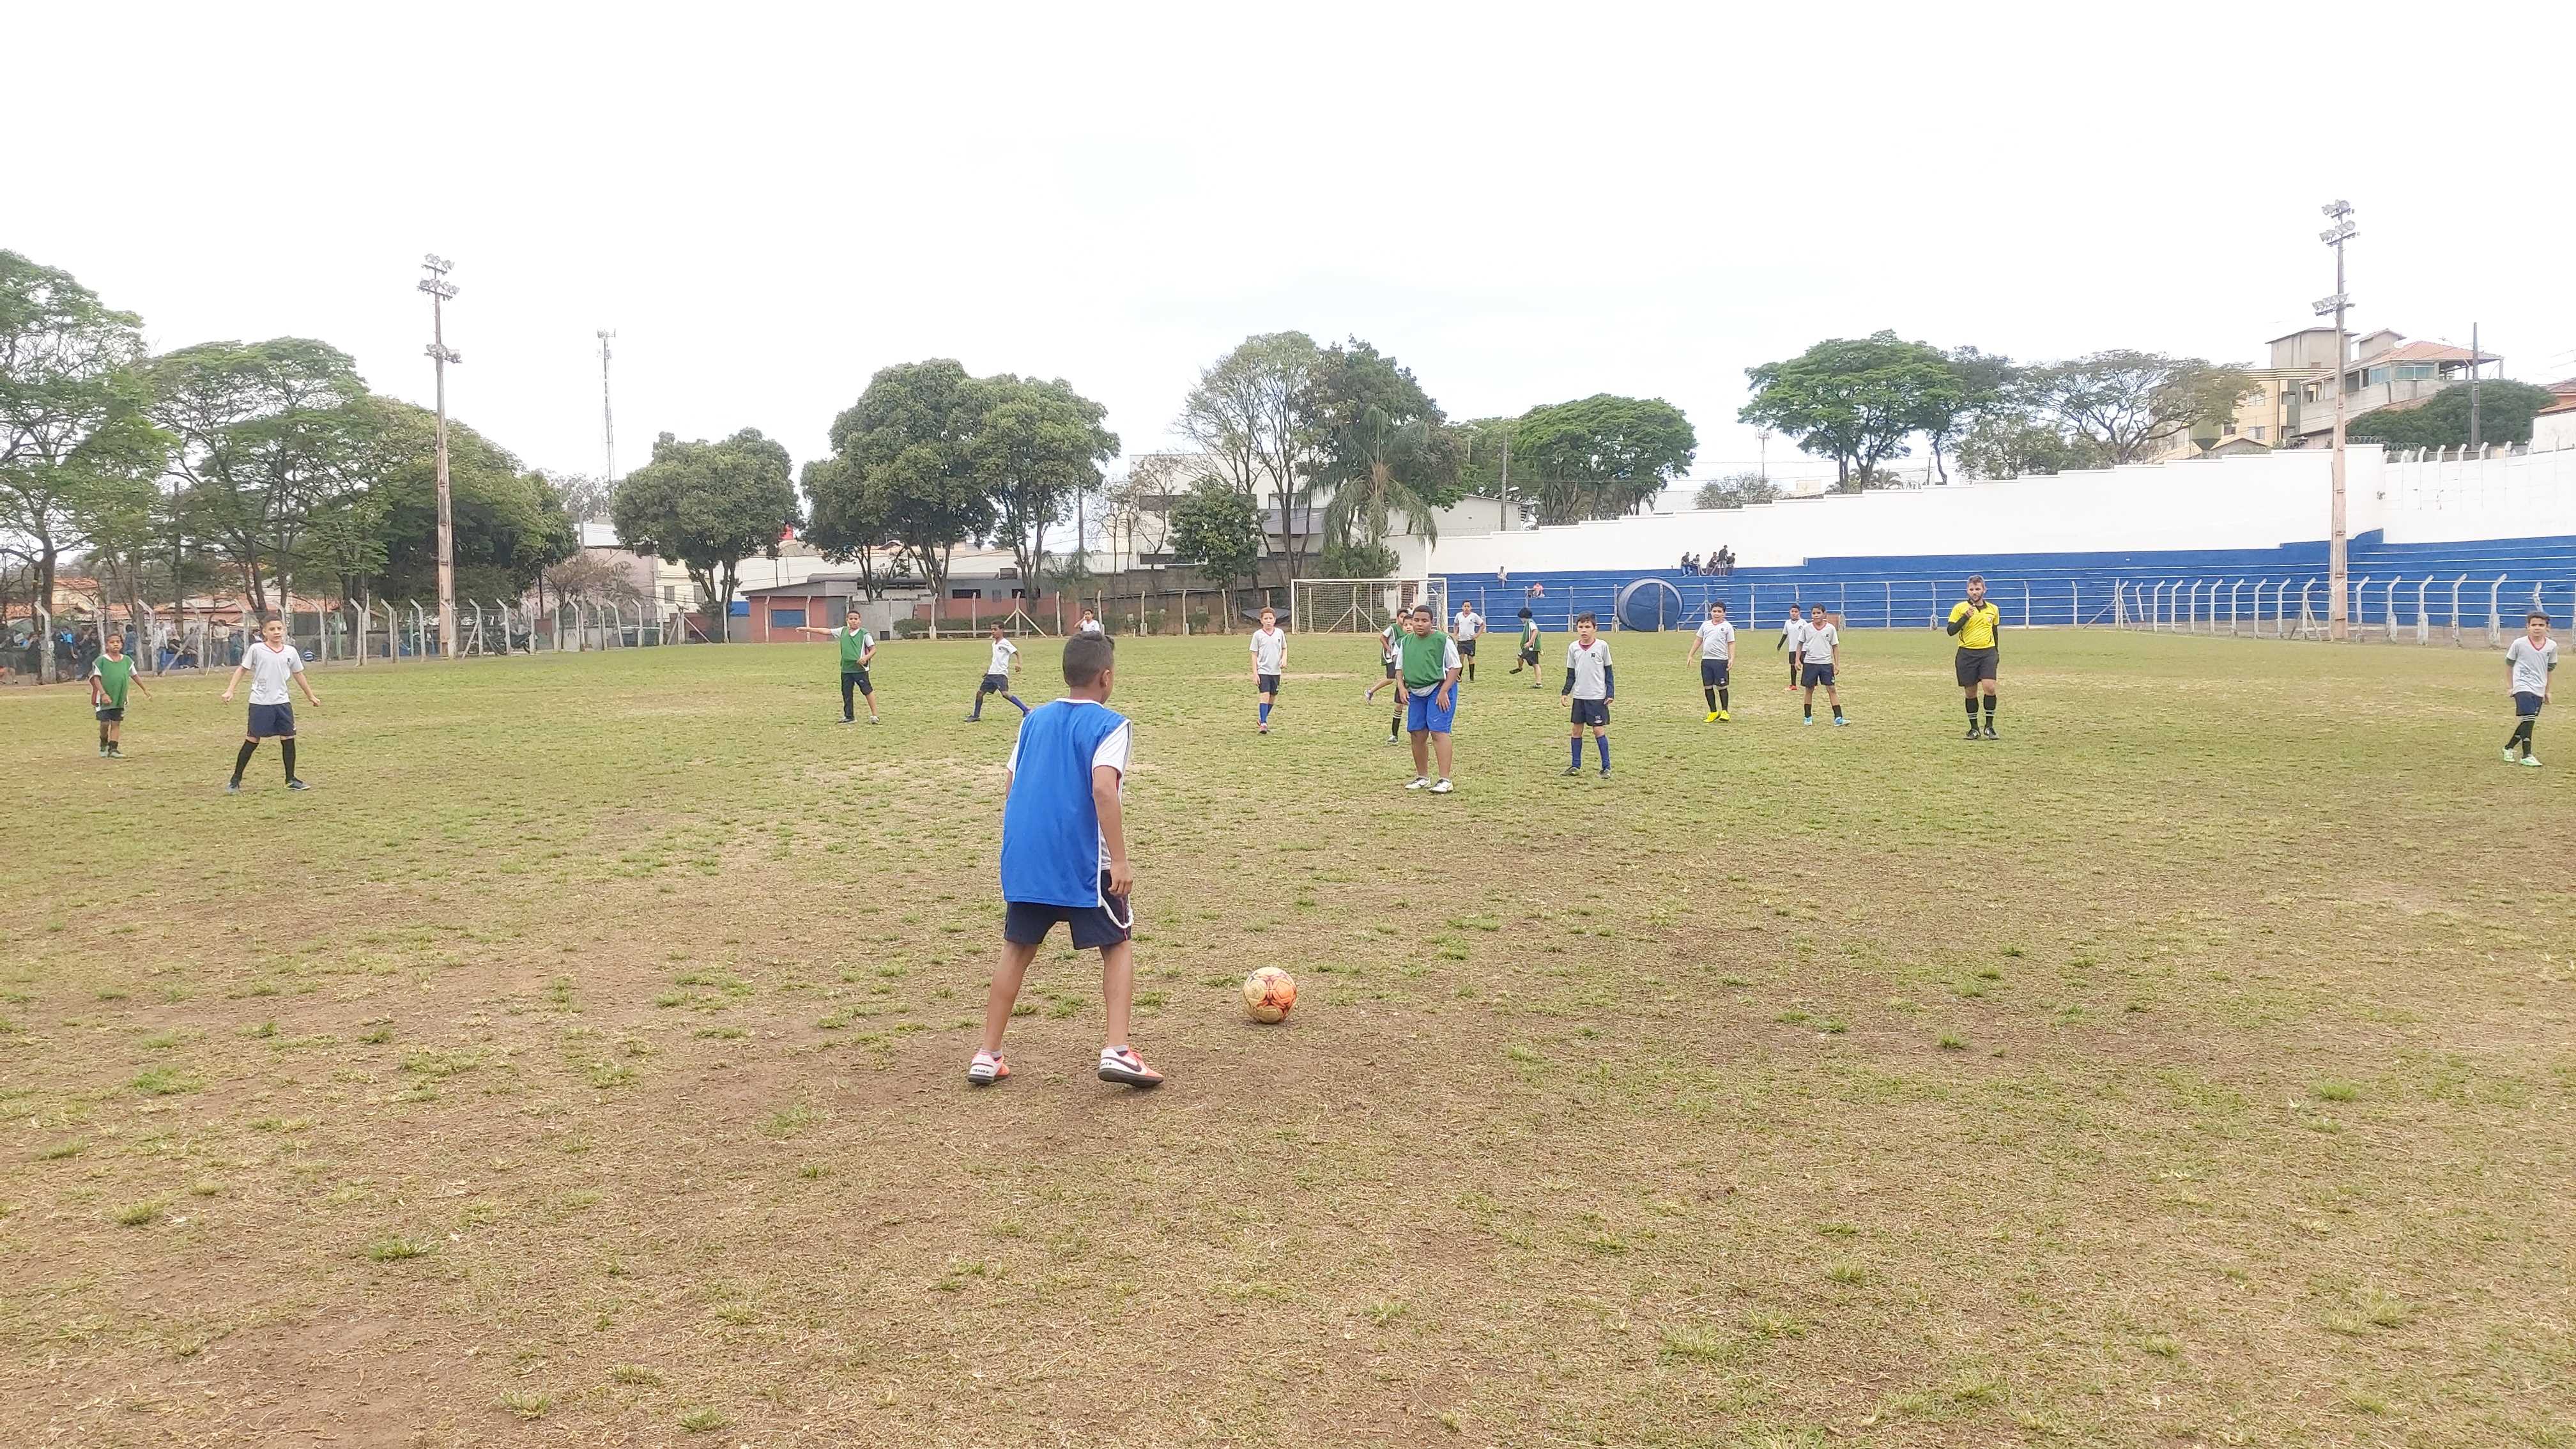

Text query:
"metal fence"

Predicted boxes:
[[10, 597, 689, 684]]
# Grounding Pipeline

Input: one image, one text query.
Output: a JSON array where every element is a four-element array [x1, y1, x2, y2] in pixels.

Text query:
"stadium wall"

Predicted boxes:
[[1426, 445, 2576, 576]]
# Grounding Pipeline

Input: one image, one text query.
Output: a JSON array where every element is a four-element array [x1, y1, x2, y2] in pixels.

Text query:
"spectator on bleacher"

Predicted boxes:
[[1680, 551, 1698, 574]]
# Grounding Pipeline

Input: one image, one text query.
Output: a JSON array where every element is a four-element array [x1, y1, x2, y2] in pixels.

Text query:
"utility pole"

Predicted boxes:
[[2315, 201, 2356, 641], [418, 254, 462, 658], [1757, 427, 1772, 483], [597, 330, 617, 486], [2469, 322, 2482, 454]]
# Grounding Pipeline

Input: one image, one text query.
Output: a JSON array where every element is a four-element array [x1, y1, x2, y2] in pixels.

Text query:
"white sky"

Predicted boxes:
[[15, 1, 2574, 487]]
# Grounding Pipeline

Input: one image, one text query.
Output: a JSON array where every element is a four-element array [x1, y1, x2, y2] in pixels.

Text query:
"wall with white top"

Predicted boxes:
[[1423, 446, 2576, 575]]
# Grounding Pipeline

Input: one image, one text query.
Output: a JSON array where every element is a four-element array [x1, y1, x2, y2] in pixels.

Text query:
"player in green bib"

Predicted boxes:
[[88, 629, 153, 758], [801, 617, 880, 723]]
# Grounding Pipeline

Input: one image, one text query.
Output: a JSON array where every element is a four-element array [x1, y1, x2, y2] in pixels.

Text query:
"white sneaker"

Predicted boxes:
[[1429, 778, 1453, 793], [2520, 755, 2543, 768], [2504, 747, 2519, 763], [1404, 776, 1430, 790]]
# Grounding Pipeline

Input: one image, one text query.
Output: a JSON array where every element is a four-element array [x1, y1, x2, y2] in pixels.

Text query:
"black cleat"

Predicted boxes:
[[1981, 725, 1998, 740], [225, 780, 241, 794], [1598, 767, 1611, 779], [286, 778, 310, 791], [1966, 725, 1982, 740], [1561, 764, 1583, 776]]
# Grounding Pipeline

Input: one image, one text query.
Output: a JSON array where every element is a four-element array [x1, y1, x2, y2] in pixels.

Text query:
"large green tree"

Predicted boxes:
[[1510, 394, 1698, 525], [2350, 379, 2556, 450], [1738, 331, 1959, 486], [146, 337, 374, 620], [358, 401, 576, 606], [1302, 339, 1460, 561], [1167, 482, 1263, 625], [814, 360, 990, 605], [2019, 351, 2255, 464], [1924, 346, 2016, 484], [969, 374, 1118, 590], [1176, 332, 1322, 582], [610, 428, 798, 631], [1, 251, 168, 674], [799, 454, 903, 599]]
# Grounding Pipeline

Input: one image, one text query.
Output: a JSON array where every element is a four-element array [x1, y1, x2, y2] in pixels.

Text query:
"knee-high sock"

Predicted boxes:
[[1966, 696, 1981, 723], [280, 738, 297, 780], [1391, 712, 1403, 738], [1704, 686, 1717, 710], [1258, 700, 1271, 724], [233, 740, 257, 783], [1983, 694, 1997, 724], [1569, 735, 1583, 768], [1595, 734, 1611, 769], [1718, 686, 1729, 710], [1008, 694, 1029, 716]]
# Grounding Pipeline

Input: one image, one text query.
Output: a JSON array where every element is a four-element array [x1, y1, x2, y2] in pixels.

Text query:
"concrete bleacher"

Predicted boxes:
[[1441, 530, 2576, 632]]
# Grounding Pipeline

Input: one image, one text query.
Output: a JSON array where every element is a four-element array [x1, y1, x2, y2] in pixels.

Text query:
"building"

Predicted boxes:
[[2535, 378, 2576, 453], [575, 520, 701, 617], [2147, 369, 2303, 460], [2271, 326, 2494, 447]]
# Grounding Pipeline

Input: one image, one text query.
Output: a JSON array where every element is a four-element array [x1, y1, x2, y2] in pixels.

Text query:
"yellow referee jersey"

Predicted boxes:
[[1948, 600, 2000, 650]]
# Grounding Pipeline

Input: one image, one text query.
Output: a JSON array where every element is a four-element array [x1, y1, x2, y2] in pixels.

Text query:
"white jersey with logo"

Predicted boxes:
[[241, 641, 303, 705], [1781, 615, 1807, 653], [1248, 626, 1286, 675], [1079, 619, 1105, 635], [1381, 624, 1402, 663], [1694, 619, 1735, 659], [1565, 638, 1612, 700], [1453, 609, 1482, 641], [2508, 636, 2558, 695], [988, 638, 1018, 675], [1800, 622, 1839, 664]]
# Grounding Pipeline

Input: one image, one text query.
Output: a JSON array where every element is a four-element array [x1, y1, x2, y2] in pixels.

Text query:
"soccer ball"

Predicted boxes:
[[1242, 967, 1297, 1023]]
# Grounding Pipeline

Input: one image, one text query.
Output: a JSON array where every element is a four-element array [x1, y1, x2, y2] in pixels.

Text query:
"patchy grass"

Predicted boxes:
[[1, 631, 2570, 1446]]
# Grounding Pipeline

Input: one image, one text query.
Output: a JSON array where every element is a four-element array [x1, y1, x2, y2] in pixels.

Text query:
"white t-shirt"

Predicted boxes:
[[241, 641, 303, 704], [1781, 616, 1807, 652], [1453, 610, 1482, 641], [987, 638, 1018, 675], [1565, 638, 1612, 700], [2508, 636, 2557, 695], [1248, 626, 1286, 674], [1694, 619, 1736, 659], [1800, 621, 1839, 664], [1006, 700, 1131, 876], [1078, 619, 1104, 635], [1381, 624, 1402, 663]]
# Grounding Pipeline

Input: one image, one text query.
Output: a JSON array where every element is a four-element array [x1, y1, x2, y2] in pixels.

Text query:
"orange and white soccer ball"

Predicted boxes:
[[1242, 967, 1297, 1023]]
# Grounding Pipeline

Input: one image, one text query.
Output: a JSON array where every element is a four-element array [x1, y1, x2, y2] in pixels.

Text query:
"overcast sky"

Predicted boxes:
[[16, 2, 2573, 489]]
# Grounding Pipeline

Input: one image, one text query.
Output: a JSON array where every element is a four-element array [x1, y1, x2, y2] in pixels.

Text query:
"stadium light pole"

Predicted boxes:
[[419, 255, 463, 658], [2315, 201, 2356, 641], [597, 329, 617, 487]]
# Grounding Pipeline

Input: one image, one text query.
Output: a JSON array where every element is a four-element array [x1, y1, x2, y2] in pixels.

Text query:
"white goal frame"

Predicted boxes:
[[1289, 578, 1448, 633]]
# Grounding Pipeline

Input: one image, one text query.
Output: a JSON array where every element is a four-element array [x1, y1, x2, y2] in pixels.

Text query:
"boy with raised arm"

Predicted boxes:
[[965, 621, 1029, 722]]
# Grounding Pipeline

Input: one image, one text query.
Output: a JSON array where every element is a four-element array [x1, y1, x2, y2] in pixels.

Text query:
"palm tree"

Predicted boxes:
[[1322, 404, 1443, 562]]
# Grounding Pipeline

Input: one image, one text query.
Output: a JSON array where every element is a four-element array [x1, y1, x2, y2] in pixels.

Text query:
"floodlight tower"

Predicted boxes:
[[419, 254, 463, 657], [597, 330, 617, 486], [2315, 203, 2356, 640]]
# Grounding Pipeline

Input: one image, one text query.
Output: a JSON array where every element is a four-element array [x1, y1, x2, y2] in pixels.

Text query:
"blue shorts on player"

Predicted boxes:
[[1404, 686, 1457, 733]]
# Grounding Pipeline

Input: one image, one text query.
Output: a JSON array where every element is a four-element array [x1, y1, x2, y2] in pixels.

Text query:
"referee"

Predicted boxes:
[[1947, 574, 2002, 740]]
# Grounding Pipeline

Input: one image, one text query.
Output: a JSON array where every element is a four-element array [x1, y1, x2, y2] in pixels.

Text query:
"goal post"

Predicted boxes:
[[1288, 578, 1448, 633]]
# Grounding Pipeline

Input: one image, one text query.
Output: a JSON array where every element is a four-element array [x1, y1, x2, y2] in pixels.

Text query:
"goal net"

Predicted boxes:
[[1289, 578, 1448, 633]]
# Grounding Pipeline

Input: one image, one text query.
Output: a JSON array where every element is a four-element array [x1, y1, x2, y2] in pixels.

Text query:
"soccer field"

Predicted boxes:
[[3, 629, 2569, 1448]]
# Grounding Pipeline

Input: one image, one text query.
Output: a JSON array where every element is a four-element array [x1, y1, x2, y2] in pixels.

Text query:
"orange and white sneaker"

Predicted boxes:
[[1096, 1045, 1165, 1088], [966, 1050, 1010, 1086]]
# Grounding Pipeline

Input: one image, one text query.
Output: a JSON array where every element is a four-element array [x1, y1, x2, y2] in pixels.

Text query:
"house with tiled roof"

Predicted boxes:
[[2533, 376, 2576, 452], [2269, 326, 2497, 446]]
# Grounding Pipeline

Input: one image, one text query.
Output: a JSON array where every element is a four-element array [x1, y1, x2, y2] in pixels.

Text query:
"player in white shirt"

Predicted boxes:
[[1248, 606, 1288, 734], [1683, 599, 1736, 723], [2503, 609, 2557, 767], [1777, 606, 1807, 692], [220, 616, 324, 792], [1561, 611, 1614, 779], [1077, 608, 1105, 636], [1797, 603, 1846, 726], [1452, 604, 1484, 682], [966, 622, 1029, 722]]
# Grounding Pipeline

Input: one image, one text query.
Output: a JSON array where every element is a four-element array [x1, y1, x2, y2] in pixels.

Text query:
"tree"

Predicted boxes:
[[800, 455, 901, 599], [1953, 415, 2102, 480], [1176, 332, 1322, 582], [147, 338, 373, 619], [969, 374, 1118, 590], [610, 428, 798, 631], [539, 548, 645, 606], [1924, 346, 2016, 484], [2350, 379, 2556, 451], [360, 401, 576, 606], [1694, 470, 1778, 509], [2020, 351, 2256, 464], [1450, 417, 1519, 499], [1738, 331, 1959, 486], [815, 360, 990, 606], [1302, 338, 1460, 560], [547, 471, 616, 522], [0, 251, 168, 676], [1510, 394, 1698, 525], [1167, 483, 1262, 625]]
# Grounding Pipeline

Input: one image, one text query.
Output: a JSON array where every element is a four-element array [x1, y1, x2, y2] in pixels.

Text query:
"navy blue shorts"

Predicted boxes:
[[980, 673, 1010, 693], [1699, 658, 1729, 687], [2515, 691, 2545, 718], [95, 705, 125, 722], [1457, 638, 1477, 656], [1004, 898, 1131, 949], [1257, 673, 1280, 695], [1568, 697, 1609, 728], [1802, 662, 1836, 689], [247, 703, 296, 738]]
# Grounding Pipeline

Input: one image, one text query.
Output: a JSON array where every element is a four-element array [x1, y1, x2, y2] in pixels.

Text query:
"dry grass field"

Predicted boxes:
[[2, 627, 2570, 1448]]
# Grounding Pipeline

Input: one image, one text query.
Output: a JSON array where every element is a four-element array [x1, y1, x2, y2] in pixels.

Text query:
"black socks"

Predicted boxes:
[[2509, 719, 2535, 756], [232, 740, 257, 783], [1705, 687, 1717, 710], [1984, 695, 1997, 726], [1718, 687, 1729, 710], [1966, 697, 1981, 723], [281, 739, 297, 781]]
